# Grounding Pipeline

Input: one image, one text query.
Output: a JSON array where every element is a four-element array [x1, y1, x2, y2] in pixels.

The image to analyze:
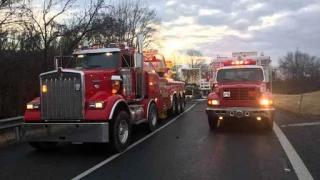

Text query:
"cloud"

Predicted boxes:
[[144, 0, 320, 65]]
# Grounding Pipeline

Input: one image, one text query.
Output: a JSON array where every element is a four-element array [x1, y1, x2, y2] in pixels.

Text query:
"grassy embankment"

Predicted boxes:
[[274, 91, 320, 117]]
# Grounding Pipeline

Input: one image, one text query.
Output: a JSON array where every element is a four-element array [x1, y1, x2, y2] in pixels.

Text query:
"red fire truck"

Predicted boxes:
[[206, 52, 275, 131], [23, 35, 185, 152]]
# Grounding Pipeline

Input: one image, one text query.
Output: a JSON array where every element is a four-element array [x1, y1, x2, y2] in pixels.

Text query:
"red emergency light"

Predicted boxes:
[[223, 59, 256, 66]]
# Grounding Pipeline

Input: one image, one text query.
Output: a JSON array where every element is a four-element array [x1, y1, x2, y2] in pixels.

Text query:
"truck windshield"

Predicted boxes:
[[74, 52, 120, 69], [217, 68, 264, 82]]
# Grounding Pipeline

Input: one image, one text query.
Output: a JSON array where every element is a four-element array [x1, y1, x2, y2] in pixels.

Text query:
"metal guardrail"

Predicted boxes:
[[0, 116, 24, 141]]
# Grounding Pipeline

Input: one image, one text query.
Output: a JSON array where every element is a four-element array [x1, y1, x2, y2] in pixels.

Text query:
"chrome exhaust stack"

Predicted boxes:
[[134, 34, 145, 102]]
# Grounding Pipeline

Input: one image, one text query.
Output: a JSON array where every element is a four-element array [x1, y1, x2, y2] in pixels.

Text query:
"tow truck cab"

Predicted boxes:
[[206, 54, 275, 130], [22, 36, 186, 153]]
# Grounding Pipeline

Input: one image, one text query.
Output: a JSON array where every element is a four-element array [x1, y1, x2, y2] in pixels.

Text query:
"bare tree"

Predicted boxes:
[[24, 0, 77, 70], [110, 0, 161, 47], [186, 49, 205, 68], [60, 0, 105, 54], [0, 0, 26, 27], [278, 49, 320, 80]]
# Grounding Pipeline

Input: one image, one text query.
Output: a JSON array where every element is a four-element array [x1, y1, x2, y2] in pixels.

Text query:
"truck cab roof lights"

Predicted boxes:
[[223, 60, 256, 66]]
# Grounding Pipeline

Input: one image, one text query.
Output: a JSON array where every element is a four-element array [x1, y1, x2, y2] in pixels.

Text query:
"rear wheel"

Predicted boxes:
[[147, 103, 158, 132], [168, 95, 177, 116], [28, 142, 57, 151], [208, 117, 219, 130], [176, 95, 181, 115], [180, 94, 185, 112], [109, 111, 131, 153]]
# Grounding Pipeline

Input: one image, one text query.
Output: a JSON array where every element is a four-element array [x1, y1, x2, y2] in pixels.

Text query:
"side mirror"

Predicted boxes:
[[54, 56, 74, 70]]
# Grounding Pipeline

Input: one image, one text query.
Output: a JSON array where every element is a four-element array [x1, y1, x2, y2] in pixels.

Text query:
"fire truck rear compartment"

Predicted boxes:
[[22, 122, 109, 143]]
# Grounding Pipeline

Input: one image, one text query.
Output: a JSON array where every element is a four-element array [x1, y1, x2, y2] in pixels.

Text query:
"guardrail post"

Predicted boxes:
[[298, 94, 303, 114], [14, 126, 21, 141]]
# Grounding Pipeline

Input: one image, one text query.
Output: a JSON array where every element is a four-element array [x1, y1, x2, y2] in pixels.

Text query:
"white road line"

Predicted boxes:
[[71, 103, 198, 180], [273, 123, 314, 180], [281, 122, 320, 127]]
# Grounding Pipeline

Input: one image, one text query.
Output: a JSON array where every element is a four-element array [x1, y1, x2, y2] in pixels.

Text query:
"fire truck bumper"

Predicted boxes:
[[206, 107, 275, 119], [22, 122, 109, 143]]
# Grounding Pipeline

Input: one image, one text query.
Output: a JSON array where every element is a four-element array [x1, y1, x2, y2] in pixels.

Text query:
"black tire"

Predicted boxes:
[[168, 95, 177, 116], [148, 103, 158, 132], [180, 94, 185, 112], [28, 142, 57, 151], [176, 95, 181, 115], [109, 111, 131, 153], [208, 117, 219, 130], [264, 115, 274, 131]]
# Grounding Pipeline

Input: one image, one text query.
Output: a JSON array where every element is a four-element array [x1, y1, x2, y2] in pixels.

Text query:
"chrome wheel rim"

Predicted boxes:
[[119, 120, 129, 144]]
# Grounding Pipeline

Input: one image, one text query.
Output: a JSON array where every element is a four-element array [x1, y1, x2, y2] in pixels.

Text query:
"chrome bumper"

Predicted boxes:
[[206, 107, 275, 119], [22, 122, 109, 143]]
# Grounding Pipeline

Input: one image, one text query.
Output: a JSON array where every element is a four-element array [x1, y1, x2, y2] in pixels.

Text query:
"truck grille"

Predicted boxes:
[[222, 88, 257, 100], [40, 71, 84, 120]]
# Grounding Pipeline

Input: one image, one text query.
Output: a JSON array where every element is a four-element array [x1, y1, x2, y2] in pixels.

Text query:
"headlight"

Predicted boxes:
[[27, 103, 40, 110], [208, 100, 220, 106], [260, 99, 273, 106], [88, 102, 104, 109]]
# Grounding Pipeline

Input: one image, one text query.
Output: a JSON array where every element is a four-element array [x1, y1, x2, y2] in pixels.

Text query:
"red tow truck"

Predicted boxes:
[[206, 52, 275, 131], [23, 35, 186, 152]]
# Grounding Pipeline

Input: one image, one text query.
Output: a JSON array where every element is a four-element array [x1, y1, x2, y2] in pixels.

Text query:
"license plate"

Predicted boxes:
[[223, 92, 230, 97]]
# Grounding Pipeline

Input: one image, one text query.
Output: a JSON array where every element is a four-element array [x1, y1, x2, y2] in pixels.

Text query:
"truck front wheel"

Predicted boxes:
[[264, 115, 274, 131], [28, 142, 57, 151], [110, 111, 131, 153], [208, 117, 219, 130]]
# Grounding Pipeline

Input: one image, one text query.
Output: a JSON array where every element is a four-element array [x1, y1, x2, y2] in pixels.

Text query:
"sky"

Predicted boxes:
[[146, 0, 320, 66], [31, 0, 320, 66]]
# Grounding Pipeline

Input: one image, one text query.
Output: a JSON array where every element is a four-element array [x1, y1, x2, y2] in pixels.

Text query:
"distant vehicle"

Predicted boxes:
[[180, 68, 202, 99], [206, 52, 275, 131]]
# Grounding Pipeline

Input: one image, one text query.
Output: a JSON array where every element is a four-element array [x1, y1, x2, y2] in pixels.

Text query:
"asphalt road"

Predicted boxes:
[[0, 100, 317, 180]]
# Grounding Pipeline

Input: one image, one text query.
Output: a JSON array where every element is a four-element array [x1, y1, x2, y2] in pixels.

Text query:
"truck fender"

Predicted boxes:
[[24, 97, 41, 121], [108, 99, 130, 120], [207, 92, 219, 100]]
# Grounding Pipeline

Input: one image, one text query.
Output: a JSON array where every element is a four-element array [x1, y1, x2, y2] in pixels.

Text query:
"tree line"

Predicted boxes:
[[272, 49, 320, 94], [0, 0, 161, 118]]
